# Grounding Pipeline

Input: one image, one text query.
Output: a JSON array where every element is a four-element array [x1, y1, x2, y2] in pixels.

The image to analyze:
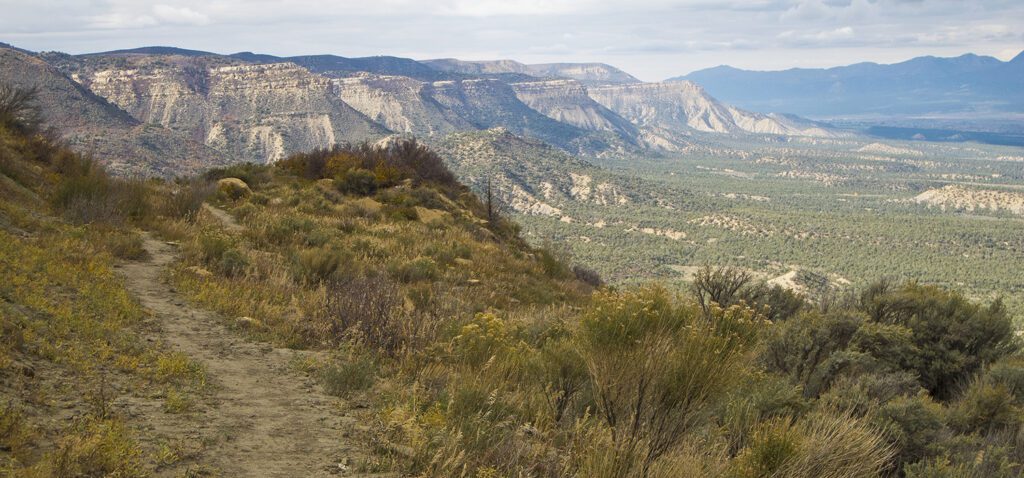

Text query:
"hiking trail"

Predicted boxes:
[[118, 231, 381, 477]]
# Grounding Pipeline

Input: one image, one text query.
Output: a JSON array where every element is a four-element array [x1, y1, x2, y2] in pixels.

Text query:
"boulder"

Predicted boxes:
[[217, 178, 251, 200]]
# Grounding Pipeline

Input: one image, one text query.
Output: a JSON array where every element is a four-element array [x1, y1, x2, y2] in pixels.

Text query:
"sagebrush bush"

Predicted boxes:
[[97, 228, 148, 260], [576, 286, 761, 476], [321, 353, 377, 397], [293, 247, 347, 284], [51, 161, 150, 225], [390, 257, 439, 283], [949, 379, 1021, 434]]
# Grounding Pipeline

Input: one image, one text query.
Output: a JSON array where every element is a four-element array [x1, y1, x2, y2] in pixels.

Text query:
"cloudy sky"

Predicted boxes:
[[1, 0, 1022, 81]]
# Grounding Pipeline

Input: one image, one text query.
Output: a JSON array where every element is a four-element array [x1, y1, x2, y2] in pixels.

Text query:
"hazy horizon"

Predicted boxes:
[[2, 0, 1023, 81]]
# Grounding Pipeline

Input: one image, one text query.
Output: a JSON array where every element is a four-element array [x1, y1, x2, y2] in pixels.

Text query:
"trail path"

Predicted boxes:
[[202, 203, 244, 231], [118, 233, 376, 477]]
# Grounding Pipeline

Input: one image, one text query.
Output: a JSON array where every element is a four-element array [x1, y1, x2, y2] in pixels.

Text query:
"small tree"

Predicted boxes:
[[691, 265, 754, 316], [0, 83, 42, 132]]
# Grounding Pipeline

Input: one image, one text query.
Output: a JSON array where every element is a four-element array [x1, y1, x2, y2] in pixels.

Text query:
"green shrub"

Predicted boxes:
[[390, 257, 438, 283], [856, 282, 1017, 399], [384, 204, 419, 221], [219, 248, 248, 277], [872, 393, 947, 472], [537, 336, 589, 423], [733, 418, 804, 477], [192, 231, 247, 277], [754, 411, 892, 478], [293, 247, 346, 284], [336, 168, 378, 196], [537, 248, 572, 280], [987, 356, 1024, 404], [575, 286, 761, 476], [257, 215, 315, 246], [949, 379, 1021, 434], [99, 228, 148, 260], [321, 354, 376, 397]]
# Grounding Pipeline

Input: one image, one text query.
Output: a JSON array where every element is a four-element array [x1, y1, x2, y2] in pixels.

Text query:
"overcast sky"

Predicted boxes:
[[1, 0, 1022, 81]]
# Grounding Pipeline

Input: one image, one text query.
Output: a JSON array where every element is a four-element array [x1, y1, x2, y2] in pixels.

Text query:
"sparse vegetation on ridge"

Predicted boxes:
[[2, 82, 1022, 477]]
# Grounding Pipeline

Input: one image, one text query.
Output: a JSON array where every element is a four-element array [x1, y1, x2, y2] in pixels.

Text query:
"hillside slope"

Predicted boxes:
[[437, 128, 635, 218], [0, 46, 229, 176]]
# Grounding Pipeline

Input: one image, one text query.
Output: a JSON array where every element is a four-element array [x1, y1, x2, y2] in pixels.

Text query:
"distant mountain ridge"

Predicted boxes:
[[423, 58, 641, 85], [0, 47, 229, 176], [1, 42, 841, 175], [674, 51, 1024, 118]]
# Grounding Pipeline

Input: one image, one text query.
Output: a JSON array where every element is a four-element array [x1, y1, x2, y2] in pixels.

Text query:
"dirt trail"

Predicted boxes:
[[119, 235, 374, 477], [202, 203, 244, 231]]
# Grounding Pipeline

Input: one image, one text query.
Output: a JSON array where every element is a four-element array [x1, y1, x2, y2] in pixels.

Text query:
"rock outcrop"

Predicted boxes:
[[511, 79, 639, 143], [334, 73, 471, 137], [588, 81, 836, 137], [914, 185, 1024, 215], [436, 129, 632, 217], [56, 54, 388, 163]]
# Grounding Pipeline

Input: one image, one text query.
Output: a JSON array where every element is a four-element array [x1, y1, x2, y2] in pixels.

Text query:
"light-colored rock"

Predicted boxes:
[[65, 56, 388, 164], [217, 177, 251, 199], [235, 316, 262, 329], [914, 185, 1024, 215], [588, 81, 837, 138], [414, 206, 448, 224], [187, 266, 213, 277]]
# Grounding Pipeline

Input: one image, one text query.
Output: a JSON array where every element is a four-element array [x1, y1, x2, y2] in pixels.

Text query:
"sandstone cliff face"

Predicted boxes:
[[333, 73, 471, 137], [588, 81, 835, 137], [20, 45, 842, 177], [65, 56, 388, 163], [525, 63, 640, 85], [422, 59, 639, 85], [0, 47, 229, 177], [425, 78, 592, 151], [510, 80, 639, 143], [423, 58, 532, 76]]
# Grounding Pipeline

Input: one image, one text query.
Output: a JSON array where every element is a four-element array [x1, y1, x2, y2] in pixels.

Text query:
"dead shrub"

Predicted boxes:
[[319, 274, 426, 355], [162, 179, 214, 220]]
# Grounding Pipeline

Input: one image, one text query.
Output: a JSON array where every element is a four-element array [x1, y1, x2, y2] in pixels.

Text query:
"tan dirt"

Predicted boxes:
[[118, 234, 380, 477], [202, 203, 244, 232]]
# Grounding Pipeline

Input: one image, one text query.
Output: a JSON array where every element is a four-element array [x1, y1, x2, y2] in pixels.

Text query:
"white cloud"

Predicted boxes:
[[2, 0, 1022, 80], [152, 4, 210, 25]]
